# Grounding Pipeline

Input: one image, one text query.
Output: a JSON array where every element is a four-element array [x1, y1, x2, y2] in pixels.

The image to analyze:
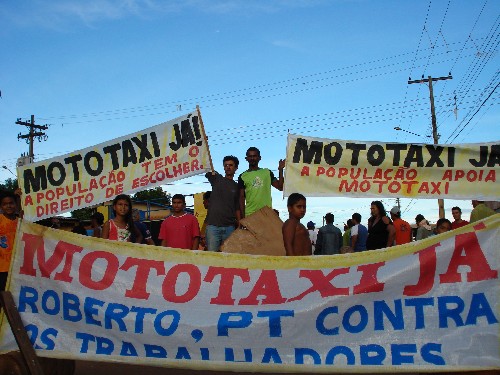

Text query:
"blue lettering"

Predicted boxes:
[[465, 293, 498, 325], [18, 286, 38, 313], [404, 297, 434, 329], [438, 295, 465, 328], [144, 344, 167, 358], [130, 306, 157, 333], [374, 299, 404, 331], [120, 341, 138, 357], [391, 344, 416, 365], [40, 328, 58, 350], [218, 311, 252, 336], [96, 336, 114, 355], [84, 297, 104, 326], [325, 346, 355, 365], [154, 310, 180, 336], [63, 292, 82, 322], [262, 348, 282, 363], [41, 289, 60, 315], [343, 305, 368, 333], [295, 348, 321, 365], [316, 306, 339, 335], [225, 348, 252, 362], [421, 343, 445, 365], [176, 347, 191, 359], [104, 303, 129, 331], [360, 344, 385, 365], [257, 310, 294, 337], [76, 332, 95, 353]]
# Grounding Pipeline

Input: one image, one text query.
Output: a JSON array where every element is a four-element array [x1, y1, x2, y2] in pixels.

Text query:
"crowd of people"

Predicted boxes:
[[0, 146, 498, 290]]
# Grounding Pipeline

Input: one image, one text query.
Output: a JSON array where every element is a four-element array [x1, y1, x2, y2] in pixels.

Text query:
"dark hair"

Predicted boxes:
[[352, 213, 362, 223], [436, 218, 452, 228], [287, 193, 306, 206], [223, 155, 239, 168], [346, 219, 354, 228], [325, 213, 334, 223], [415, 214, 425, 223], [370, 200, 387, 217], [172, 194, 186, 203], [0, 191, 17, 203], [91, 212, 104, 226], [203, 191, 211, 201], [112, 194, 136, 241], [451, 206, 461, 213], [246, 147, 260, 156]]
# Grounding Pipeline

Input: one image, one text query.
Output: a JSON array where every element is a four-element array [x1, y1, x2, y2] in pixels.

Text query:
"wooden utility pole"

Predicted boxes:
[[16, 115, 48, 162], [408, 74, 452, 219]]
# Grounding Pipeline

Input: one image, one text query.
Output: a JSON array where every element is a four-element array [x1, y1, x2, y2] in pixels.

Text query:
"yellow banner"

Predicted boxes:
[[18, 111, 211, 221], [284, 134, 500, 199]]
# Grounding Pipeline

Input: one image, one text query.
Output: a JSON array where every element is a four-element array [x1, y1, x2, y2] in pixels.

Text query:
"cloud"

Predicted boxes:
[[2, 0, 332, 30]]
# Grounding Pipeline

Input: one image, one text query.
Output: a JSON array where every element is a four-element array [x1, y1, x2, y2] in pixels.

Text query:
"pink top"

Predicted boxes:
[[109, 219, 131, 242]]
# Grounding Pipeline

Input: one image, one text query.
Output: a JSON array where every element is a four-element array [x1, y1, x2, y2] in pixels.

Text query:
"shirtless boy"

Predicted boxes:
[[282, 193, 312, 256]]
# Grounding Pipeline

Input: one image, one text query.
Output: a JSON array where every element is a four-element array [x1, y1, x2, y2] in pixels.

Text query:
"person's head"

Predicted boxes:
[[415, 214, 425, 224], [472, 200, 483, 208], [287, 193, 306, 220], [0, 191, 17, 217], [370, 201, 386, 218], [51, 217, 61, 228], [435, 218, 452, 234], [202, 191, 211, 209], [389, 206, 401, 219], [171, 194, 186, 214], [223, 155, 239, 177], [245, 147, 261, 168], [451, 206, 462, 221], [112, 194, 132, 218], [91, 212, 104, 227], [132, 208, 141, 222], [325, 213, 334, 224], [344, 219, 354, 231], [352, 213, 362, 224], [306, 221, 315, 230]]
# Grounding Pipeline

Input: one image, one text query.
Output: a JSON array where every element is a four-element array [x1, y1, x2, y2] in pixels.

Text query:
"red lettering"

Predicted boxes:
[[120, 258, 166, 299], [353, 262, 385, 294], [239, 270, 286, 305], [79, 251, 119, 290], [162, 264, 201, 303], [287, 269, 350, 302], [19, 234, 83, 283], [403, 244, 439, 296], [439, 231, 498, 283], [204, 267, 250, 305]]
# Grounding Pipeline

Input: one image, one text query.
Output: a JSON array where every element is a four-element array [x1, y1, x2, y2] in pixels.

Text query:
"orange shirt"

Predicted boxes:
[[393, 217, 412, 245], [0, 214, 18, 272]]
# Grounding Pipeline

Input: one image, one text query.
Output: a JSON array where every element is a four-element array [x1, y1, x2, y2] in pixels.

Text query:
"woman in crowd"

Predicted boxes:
[[101, 194, 142, 243], [366, 200, 395, 250]]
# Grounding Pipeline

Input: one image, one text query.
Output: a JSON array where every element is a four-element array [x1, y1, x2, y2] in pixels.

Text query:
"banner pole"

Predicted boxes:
[[196, 105, 215, 174]]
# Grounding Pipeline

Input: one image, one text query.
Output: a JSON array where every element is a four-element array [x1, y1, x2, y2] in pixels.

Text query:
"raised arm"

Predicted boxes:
[[271, 159, 285, 191]]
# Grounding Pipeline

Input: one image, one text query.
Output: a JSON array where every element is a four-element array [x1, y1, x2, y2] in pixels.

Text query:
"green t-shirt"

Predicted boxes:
[[238, 168, 276, 216]]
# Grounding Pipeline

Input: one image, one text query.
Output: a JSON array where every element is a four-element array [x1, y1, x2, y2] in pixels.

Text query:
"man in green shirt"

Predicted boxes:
[[238, 147, 285, 218], [470, 200, 496, 223]]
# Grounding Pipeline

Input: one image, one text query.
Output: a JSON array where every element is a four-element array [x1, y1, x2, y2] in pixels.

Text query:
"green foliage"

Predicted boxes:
[[71, 207, 94, 221], [133, 187, 171, 205], [0, 178, 18, 192]]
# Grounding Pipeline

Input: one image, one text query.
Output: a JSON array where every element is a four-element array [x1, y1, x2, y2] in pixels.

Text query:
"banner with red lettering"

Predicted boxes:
[[0, 215, 499, 372], [18, 110, 211, 221], [284, 134, 500, 199]]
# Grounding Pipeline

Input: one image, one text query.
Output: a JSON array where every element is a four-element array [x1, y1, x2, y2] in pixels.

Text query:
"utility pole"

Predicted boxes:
[[408, 74, 452, 219], [16, 115, 48, 162]]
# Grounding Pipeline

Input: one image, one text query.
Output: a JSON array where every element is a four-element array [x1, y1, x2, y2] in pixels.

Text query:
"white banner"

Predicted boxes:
[[0, 215, 499, 372], [18, 111, 211, 221]]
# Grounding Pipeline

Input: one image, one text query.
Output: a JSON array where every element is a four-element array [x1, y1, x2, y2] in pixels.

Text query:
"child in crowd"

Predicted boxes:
[[282, 193, 312, 256], [102, 194, 142, 243], [159, 194, 200, 250], [434, 218, 452, 235], [90, 212, 105, 238], [0, 191, 19, 290]]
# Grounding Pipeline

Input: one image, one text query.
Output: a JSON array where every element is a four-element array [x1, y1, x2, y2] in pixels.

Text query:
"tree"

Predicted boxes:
[[71, 207, 94, 221], [133, 187, 171, 205], [0, 178, 18, 192]]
